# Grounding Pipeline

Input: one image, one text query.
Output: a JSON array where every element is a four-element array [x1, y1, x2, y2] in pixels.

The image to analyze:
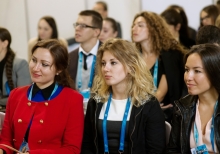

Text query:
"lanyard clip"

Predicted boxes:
[[118, 150, 124, 154]]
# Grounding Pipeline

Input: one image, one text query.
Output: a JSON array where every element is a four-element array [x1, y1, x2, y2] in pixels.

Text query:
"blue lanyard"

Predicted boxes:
[[5, 81, 10, 96], [103, 93, 131, 153], [28, 83, 58, 101], [194, 101, 218, 152], [77, 52, 96, 90], [153, 59, 159, 88]]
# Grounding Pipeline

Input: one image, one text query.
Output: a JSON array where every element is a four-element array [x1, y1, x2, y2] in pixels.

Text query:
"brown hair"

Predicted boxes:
[[200, 5, 219, 28], [38, 16, 58, 41], [132, 11, 186, 55], [32, 39, 74, 88], [79, 10, 103, 30], [0, 27, 15, 91], [96, 1, 108, 11]]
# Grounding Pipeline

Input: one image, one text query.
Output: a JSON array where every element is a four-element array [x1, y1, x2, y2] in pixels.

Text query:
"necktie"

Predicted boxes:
[[82, 52, 92, 70]]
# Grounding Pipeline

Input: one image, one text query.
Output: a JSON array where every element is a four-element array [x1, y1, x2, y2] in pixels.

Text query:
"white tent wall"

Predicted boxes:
[[141, 0, 214, 31], [0, 0, 216, 60]]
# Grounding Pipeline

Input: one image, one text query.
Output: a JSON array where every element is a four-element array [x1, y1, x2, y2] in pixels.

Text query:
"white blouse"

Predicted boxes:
[[190, 100, 218, 153], [99, 98, 132, 121]]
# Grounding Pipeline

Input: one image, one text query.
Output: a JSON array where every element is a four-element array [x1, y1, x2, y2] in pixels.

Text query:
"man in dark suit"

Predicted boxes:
[[93, 1, 122, 38], [68, 10, 102, 114]]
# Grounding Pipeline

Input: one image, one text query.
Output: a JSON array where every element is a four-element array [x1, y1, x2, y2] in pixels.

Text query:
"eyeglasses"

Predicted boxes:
[[200, 15, 210, 21], [73, 23, 98, 29]]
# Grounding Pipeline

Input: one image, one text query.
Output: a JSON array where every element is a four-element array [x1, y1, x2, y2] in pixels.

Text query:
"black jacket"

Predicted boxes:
[[81, 95, 166, 154], [166, 95, 220, 153], [160, 49, 186, 105]]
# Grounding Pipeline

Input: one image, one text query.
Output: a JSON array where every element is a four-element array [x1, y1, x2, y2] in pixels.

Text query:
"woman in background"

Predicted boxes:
[[200, 5, 219, 29], [0, 39, 84, 154], [28, 16, 67, 60], [99, 17, 118, 43], [161, 8, 195, 49], [82, 38, 165, 154], [132, 11, 187, 122], [0, 27, 31, 107], [167, 44, 220, 153], [167, 4, 197, 42]]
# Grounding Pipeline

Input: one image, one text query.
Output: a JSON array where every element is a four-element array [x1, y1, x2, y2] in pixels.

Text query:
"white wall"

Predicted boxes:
[[141, 0, 214, 31], [0, 0, 140, 60], [87, 0, 141, 41], [0, 0, 28, 59], [27, 0, 85, 40], [0, 0, 217, 60]]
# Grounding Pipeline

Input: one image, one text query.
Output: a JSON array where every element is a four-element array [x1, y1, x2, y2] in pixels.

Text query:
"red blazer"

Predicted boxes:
[[0, 86, 84, 154]]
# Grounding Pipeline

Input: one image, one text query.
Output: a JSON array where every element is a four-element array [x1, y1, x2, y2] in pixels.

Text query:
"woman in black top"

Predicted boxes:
[[81, 38, 165, 154], [132, 11, 187, 122]]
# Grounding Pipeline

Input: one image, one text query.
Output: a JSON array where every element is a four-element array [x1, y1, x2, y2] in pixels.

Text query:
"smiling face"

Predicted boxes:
[[132, 16, 150, 43], [101, 50, 128, 88], [99, 20, 117, 43], [29, 48, 57, 89], [184, 53, 213, 96], [38, 19, 53, 40]]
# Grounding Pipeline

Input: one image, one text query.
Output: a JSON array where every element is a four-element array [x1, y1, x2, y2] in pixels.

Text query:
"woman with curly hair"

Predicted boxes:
[[0, 27, 31, 107], [81, 38, 166, 154], [132, 11, 187, 122]]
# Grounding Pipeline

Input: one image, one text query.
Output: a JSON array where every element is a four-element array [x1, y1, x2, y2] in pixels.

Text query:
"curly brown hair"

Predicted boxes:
[[132, 11, 187, 55]]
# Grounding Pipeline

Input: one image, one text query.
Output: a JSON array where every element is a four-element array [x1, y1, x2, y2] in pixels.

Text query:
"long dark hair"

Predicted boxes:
[[0, 27, 15, 91], [167, 5, 190, 38], [185, 44, 220, 94], [38, 16, 58, 41], [32, 39, 74, 88]]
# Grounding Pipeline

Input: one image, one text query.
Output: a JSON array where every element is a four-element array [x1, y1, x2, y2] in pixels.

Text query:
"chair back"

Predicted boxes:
[[165, 121, 171, 145], [0, 112, 5, 134]]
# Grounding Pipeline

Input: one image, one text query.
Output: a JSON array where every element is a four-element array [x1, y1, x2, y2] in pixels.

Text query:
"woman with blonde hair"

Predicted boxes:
[[81, 38, 165, 154], [132, 11, 187, 122]]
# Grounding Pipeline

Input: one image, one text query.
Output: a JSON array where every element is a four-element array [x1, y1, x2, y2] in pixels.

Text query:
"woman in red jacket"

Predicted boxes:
[[0, 39, 84, 154]]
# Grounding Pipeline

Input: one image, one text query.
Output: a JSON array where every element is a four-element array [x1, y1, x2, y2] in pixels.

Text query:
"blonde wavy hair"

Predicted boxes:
[[132, 11, 187, 55], [91, 38, 155, 107]]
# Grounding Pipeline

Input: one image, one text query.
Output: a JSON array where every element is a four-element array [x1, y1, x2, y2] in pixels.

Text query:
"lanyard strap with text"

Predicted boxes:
[[103, 93, 131, 153], [77, 52, 96, 90], [153, 59, 159, 88], [28, 83, 58, 101], [194, 101, 218, 152]]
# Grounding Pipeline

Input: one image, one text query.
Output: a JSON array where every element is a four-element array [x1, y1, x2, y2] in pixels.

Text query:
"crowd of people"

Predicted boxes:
[[0, 1, 220, 154]]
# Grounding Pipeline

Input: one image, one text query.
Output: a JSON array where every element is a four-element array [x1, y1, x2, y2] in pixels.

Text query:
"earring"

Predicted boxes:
[[56, 73, 59, 75]]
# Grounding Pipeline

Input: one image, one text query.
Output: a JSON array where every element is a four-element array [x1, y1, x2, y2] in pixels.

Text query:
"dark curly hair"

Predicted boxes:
[[132, 11, 186, 55]]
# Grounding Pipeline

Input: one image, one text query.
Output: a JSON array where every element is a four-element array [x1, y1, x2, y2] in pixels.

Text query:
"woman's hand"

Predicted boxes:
[[0, 149, 3, 154], [160, 103, 173, 110]]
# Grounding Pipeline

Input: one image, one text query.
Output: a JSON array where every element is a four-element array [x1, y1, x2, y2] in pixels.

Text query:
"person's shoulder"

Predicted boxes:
[[69, 47, 79, 56], [58, 37, 68, 47], [28, 37, 38, 44], [177, 94, 197, 108], [62, 87, 83, 98], [13, 57, 27, 64], [12, 57, 28, 69], [10, 85, 30, 97]]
